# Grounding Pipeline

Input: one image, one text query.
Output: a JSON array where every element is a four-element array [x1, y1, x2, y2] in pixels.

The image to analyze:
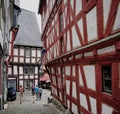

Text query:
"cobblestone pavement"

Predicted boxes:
[[3, 89, 63, 114]]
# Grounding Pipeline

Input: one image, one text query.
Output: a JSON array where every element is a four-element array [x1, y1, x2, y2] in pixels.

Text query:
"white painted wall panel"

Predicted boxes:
[[67, 100, 70, 109], [72, 66, 75, 77], [90, 97, 97, 114], [20, 49, 24, 56], [66, 80, 70, 95], [72, 103, 78, 114], [14, 48, 18, 55], [103, 0, 112, 31], [72, 26, 81, 48], [19, 57, 24, 63], [67, 31, 71, 51], [86, 7, 97, 41], [13, 66, 17, 75], [65, 66, 70, 76], [77, 19, 84, 40], [14, 57, 18, 62], [83, 65, 96, 91], [37, 50, 41, 57], [19, 76, 23, 79], [32, 50, 36, 57], [79, 67, 83, 86], [72, 82, 77, 98], [26, 58, 30, 63], [63, 0, 67, 4], [31, 58, 35, 63], [19, 67, 23, 74], [8, 67, 12, 75], [80, 93, 88, 110], [102, 103, 113, 114], [76, 0, 82, 15], [113, 2, 120, 31], [19, 80, 23, 86], [35, 67, 38, 74]]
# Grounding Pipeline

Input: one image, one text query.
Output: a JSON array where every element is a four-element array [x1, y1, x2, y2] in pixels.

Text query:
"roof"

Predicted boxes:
[[15, 9, 43, 47]]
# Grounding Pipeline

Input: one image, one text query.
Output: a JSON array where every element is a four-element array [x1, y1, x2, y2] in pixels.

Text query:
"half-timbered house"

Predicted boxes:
[[8, 9, 42, 92], [38, 0, 120, 114]]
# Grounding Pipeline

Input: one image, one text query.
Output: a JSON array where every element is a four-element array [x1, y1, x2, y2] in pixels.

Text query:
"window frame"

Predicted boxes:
[[102, 65, 112, 94]]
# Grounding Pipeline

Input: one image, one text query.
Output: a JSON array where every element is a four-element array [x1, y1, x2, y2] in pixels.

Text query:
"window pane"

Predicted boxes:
[[102, 66, 112, 93], [25, 49, 30, 57]]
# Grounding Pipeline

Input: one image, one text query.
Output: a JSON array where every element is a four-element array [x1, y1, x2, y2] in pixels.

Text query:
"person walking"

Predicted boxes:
[[31, 85, 35, 103], [39, 85, 42, 100], [19, 85, 24, 104], [34, 85, 39, 100]]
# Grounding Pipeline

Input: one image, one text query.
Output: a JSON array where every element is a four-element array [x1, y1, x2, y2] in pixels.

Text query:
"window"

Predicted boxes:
[[59, 11, 63, 32], [102, 65, 112, 93], [60, 37, 64, 54], [25, 48, 30, 57], [24, 66, 34, 75]]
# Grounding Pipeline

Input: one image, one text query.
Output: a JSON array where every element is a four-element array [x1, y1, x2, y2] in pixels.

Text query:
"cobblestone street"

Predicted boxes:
[[3, 89, 63, 114]]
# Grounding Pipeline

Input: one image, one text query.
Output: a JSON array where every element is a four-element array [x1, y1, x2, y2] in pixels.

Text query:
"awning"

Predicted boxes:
[[40, 73, 50, 82]]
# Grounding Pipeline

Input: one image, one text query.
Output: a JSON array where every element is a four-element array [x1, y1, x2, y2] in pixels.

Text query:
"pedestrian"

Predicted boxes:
[[31, 84, 35, 96], [39, 85, 42, 100], [34, 85, 39, 100], [31, 84, 35, 103], [19, 85, 24, 104]]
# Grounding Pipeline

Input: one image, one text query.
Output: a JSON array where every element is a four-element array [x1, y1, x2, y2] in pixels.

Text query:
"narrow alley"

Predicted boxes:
[[3, 89, 63, 114]]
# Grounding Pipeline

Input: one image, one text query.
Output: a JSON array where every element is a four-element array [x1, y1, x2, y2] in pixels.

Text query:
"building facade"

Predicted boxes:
[[38, 0, 120, 114], [8, 9, 42, 92], [0, 0, 21, 110]]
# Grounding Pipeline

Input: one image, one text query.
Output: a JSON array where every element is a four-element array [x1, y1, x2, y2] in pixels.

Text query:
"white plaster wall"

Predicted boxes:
[[25, 76, 28, 79], [72, 66, 75, 77], [67, 100, 70, 109], [20, 49, 24, 56], [32, 50, 36, 57], [59, 92, 62, 101], [37, 50, 41, 57], [8, 67, 12, 75], [66, 80, 70, 95], [78, 67, 83, 86], [14, 48, 18, 56], [19, 67, 23, 74], [35, 80, 38, 86], [30, 76, 34, 79], [63, 0, 67, 4], [77, 19, 84, 40], [14, 57, 18, 62], [72, 26, 81, 48], [102, 103, 113, 114], [86, 7, 97, 41], [90, 97, 97, 114], [58, 67, 60, 74], [83, 65, 96, 90], [80, 93, 88, 110], [72, 103, 78, 114], [13, 66, 17, 75], [72, 82, 77, 98], [103, 0, 112, 31], [35, 67, 38, 74], [58, 78, 61, 88], [54, 44, 56, 58], [31, 58, 35, 63], [76, 0, 82, 15], [19, 76, 23, 79], [19, 80, 23, 86], [113, 2, 120, 31], [19, 57, 24, 63], [65, 66, 70, 76], [67, 31, 71, 51], [26, 58, 30, 63]]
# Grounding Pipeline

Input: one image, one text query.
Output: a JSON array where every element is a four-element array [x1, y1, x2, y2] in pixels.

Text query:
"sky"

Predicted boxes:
[[19, 0, 41, 31]]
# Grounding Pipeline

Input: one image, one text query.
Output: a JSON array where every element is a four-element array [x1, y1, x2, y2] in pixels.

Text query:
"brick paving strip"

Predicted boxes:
[[2, 89, 63, 114]]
